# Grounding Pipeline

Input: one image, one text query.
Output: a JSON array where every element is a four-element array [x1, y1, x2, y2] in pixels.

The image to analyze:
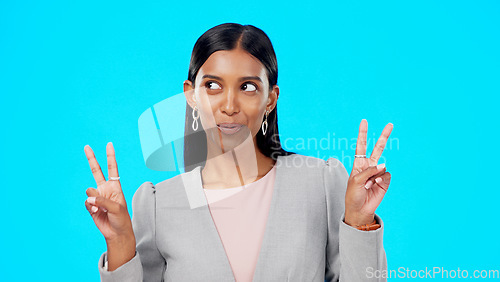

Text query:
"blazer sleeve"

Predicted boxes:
[[97, 181, 167, 282], [323, 157, 388, 282]]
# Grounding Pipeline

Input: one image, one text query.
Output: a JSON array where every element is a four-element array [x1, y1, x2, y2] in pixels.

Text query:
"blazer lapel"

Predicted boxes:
[[252, 155, 284, 281], [184, 155, 285, 282], [182, 165, 236, 281]]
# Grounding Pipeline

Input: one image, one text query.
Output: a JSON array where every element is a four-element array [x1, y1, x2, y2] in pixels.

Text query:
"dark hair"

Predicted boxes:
[[183, 23, 295, 172]]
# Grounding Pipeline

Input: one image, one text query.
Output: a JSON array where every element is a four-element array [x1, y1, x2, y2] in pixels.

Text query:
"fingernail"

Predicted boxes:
[[87, 197, 96, 205], [375, 177, 383, 184], [91, 206, 98, 213], [365, 181, 373, 189], [377, 163, 385, 170], [102, 207, 108, 212]]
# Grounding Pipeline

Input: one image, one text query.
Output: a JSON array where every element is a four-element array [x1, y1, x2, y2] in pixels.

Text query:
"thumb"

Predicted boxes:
[[86, 187, 99, 197], [351, 163, 386, 186], [86, 194, 123, 214], [85, 188, 104, 211]]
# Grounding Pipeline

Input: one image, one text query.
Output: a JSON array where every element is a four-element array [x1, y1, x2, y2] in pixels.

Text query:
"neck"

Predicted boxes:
[[201, 134, 276, 189]]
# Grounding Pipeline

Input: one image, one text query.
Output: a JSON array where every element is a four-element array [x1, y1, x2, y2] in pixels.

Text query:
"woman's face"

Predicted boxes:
[[184, 48, 279, 152]]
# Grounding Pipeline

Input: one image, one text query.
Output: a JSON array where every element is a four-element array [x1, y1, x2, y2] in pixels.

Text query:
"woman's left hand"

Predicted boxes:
[[344, 119, 393, 227]]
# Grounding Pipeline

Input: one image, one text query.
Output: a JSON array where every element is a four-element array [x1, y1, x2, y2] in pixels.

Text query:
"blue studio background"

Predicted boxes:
[[1, 0, 498, 281]]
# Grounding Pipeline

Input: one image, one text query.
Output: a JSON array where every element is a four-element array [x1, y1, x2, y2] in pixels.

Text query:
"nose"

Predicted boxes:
[[220, 88, 239, 115]]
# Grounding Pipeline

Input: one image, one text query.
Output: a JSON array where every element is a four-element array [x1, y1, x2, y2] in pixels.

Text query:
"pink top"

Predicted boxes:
[[202, 165, 277, 282]]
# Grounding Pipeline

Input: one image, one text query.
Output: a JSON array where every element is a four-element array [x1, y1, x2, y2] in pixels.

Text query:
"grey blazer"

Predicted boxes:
[[97, 154, 387, 281]]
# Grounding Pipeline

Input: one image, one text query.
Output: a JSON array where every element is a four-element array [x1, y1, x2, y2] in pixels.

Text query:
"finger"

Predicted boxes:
[[351, 163, 386, 186], [84, 145, 106, 186], [106, 142, 120, 180], [85, 199, 92, 212], [364, 180, 374, 189], [373, 171, 391, 192], [355, 119, 368, 156], [85, 199, 99, 214], [86, 196, 121, 214], [366, 169, 387, 183], [86, 187, 100, 197], [86, 187, 103, 212], [363, 167, 387, 189], [85, 188, 109, 213], [370, 123, 393, 162]]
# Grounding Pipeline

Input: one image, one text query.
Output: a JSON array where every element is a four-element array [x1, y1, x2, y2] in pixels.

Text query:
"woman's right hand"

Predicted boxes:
[[84, 142, 135, 243]]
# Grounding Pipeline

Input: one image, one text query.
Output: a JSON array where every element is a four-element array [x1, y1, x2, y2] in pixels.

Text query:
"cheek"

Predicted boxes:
[[195, 94, 217, 126], [241, 97, 267, 128], [248, 109, 265, 130], [199, 110, 217, 129], [196, 104, 217, 129]]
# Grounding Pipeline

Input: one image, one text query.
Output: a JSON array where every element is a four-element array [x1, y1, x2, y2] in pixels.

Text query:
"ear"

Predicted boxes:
[[266, 85, 279, 112], [184, 80, 196, 109]]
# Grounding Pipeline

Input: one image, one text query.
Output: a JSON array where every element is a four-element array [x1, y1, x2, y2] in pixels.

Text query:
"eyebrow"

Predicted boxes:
[[201, 74, 262, 83]]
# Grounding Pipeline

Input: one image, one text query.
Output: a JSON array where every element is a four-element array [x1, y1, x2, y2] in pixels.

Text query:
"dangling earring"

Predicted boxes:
[[192, 105, 200, 131], [261, 109, 270, 135]]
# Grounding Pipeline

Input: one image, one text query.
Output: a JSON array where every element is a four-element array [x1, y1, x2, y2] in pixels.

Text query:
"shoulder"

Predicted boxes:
[[129, 181, 156, 219], [276, 153, 325, 169], [154, 168, 199, 192], [131, 172, 186, 203], [277, 153, 346, 175], [275, 154, 348, 191], [279, 153, 348, 182], [131, 170, 195, 211], [132, 167, 197, 195], [139, 168, 204, 209], [133, 181, 155, 196]]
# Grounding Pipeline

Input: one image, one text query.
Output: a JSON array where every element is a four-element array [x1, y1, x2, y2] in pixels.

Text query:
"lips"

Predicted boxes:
[[217, 123, 243, 135]]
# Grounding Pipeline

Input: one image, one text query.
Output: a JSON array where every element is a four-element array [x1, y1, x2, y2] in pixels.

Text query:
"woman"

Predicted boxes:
[[84, 23, 393, 281]]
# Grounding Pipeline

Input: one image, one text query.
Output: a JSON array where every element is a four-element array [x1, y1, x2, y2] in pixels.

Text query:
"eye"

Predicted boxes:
[[205, 81, 222, 90], [241, 82, 258, 92]]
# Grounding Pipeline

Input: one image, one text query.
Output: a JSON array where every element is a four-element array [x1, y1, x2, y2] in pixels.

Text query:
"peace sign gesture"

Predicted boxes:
[[84, 142, 134, 242], [344, 119, 394, 227]]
